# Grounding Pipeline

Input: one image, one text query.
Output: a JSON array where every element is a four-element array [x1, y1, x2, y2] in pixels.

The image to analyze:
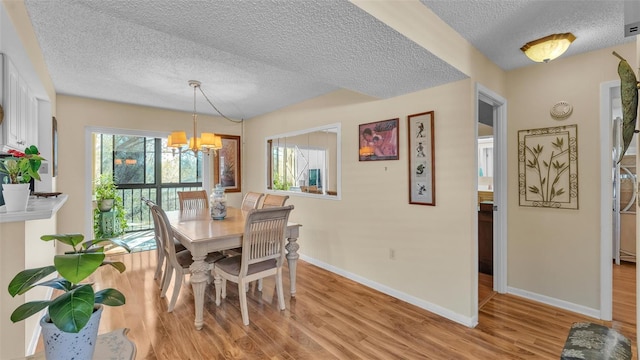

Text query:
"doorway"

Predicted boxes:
[[475, 84, 507, 315], [600, 81, 637, 324]]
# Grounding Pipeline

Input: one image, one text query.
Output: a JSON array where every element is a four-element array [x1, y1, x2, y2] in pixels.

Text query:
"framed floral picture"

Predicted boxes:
[[214, 135, 241, 192], [358, 118, 399, 161], [408, 111, 435, 206]]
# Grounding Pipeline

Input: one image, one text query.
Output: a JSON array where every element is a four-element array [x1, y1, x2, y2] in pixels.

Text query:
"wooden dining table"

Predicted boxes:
[[165, 206, 302, 330]]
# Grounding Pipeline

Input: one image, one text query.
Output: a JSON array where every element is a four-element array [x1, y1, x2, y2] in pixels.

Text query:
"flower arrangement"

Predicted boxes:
[[0, 145, 44, 184]]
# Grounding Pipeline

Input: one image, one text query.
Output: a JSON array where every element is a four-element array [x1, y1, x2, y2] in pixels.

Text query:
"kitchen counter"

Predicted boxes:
[[0, 194, 67, 223]]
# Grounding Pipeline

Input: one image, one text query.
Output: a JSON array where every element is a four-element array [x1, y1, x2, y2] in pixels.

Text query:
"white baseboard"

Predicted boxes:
[[27, 286, 54, 355], [299, 254, 476, 328], [507, 286, 600, 319]]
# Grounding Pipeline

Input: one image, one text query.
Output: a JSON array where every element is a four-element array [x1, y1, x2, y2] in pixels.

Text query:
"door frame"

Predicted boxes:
[[598, 80, 619, 321], [475, 83, 508, 296]]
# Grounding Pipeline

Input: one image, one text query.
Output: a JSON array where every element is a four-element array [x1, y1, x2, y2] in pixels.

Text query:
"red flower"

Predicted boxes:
[[7, 149, 25, 157]]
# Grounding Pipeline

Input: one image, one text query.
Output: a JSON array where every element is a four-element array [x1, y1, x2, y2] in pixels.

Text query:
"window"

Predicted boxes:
[[267, 124, 340, 198]]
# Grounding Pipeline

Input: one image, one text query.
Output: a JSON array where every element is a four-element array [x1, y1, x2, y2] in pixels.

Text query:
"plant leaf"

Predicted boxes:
[[10, 301, 51, 323], [95, 288, 126, 306], [41, 234, 85, 248], [54, 253, 104, 284], [38, 278, 74, 291], [102, 260, 126, 273], [48, 284, 95, 333], [8, 266, 56, 296]]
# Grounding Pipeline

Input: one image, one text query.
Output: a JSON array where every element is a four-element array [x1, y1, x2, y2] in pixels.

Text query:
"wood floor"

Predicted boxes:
[[39, 251, 637, 359]]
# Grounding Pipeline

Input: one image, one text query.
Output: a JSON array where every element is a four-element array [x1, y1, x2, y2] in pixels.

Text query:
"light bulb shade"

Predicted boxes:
[[114, 159, 123, 165], [213, 135, 223, 150], [125, 159, 137, 165], [520, 33, 576, 63], [189, 137, 201, 150], [200, 132, 217, 148], [169, 131, 187, 147]]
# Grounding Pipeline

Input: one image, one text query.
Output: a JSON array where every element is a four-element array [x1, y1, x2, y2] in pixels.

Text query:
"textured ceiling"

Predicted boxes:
[[421, 0, 634, 71], [21, 0, 634, 120], [23, 0, 466, 120]]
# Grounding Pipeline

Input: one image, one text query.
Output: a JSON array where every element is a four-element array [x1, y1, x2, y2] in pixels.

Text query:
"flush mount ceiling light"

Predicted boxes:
[[520, 33, 576, 63], [168, 80, 232, 155]]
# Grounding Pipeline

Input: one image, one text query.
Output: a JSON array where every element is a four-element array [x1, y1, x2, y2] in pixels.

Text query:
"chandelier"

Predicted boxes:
[[520, 33, 576, 63], [167, 80, 223, 155]]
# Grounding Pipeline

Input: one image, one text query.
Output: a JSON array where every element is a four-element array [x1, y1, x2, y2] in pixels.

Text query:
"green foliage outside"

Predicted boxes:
[[272, 171, 292, 190]]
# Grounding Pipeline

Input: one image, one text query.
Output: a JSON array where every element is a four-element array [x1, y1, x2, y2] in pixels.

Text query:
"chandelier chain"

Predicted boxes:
[[197, 86, 243, 123]]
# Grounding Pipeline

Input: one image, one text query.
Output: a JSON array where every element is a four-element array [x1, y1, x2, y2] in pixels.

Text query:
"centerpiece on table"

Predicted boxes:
[[8, 233, 130, 360], [0, 145, 44, 212]]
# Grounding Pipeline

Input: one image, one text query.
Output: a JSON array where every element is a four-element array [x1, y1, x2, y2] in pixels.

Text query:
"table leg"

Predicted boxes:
[[285, 236, 300, 297], [189, 255, 209, 330]]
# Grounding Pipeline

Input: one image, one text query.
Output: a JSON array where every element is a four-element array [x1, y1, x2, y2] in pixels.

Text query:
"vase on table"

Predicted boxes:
[[210, 184, 227, 220], [2, 183, 30, 212]]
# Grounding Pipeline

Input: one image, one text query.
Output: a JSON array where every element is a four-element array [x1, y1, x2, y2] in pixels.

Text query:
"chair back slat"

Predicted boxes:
[[241, 192, 264, 211], [150, 204, 180, 260], [178, 190, 209, 210], [240, 205, 294, 276]]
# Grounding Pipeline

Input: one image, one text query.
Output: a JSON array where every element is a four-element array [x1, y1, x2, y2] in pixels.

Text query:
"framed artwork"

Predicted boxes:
[[359, 118, 399, 161], [408, 111, 435, 206], [518, 124, 578, 209], [214, 135, 241, 193], [52, 116, 58, 177]]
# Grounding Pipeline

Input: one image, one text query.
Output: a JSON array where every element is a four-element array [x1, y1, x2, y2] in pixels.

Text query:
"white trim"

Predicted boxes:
[[26, 287, 54, 355], [475, 84, 508, 295], [264, 123, 342, 200], [599, 80, 619, 321], [299, 254, 477, 328], [508, 286, 600, 319], [83, 126, 211, 238]]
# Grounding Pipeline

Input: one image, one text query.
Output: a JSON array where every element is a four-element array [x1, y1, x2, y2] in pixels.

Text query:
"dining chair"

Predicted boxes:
[[241, 192, 264, 211], [260, 194, 289, 209], [141, 197, 186, 283], [214, 205, 294, 325], [151, 203, 225, 312], [177, 190, 209, 210]]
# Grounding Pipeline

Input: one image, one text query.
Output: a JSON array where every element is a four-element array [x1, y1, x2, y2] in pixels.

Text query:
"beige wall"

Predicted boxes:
[[244, 80, 481, 320], [0, 216, 56, 358], [506, 42, 636, 310], [55, 95, 243, 236], [5, 0, 630, 335]]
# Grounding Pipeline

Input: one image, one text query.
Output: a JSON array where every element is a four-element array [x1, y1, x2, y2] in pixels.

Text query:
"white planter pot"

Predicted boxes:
[[40, 305, 103, 360], [2, 183, 30, 212], [98, 199, 114, 212]]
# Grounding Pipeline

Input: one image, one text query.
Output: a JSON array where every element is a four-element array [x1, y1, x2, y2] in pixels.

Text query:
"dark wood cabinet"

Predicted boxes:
[[478, 202, 493, 275]]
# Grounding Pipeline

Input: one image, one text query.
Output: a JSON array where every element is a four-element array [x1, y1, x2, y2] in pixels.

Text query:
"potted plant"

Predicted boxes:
[[0, 145, 44, 211], [94, 173, 118, 212], [93, 173, 127, 238], [8, 233, 130, 360]]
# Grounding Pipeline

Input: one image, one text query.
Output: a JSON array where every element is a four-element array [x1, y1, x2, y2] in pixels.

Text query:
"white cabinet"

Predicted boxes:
[[1, 54, 38, 151]]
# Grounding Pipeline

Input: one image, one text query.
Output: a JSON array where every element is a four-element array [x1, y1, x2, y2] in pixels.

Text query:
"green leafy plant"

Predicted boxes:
[[94, 173, 118, 201], [272, 170, 292, 190], [93, 174, 128, 237], [8, 234, 130, 333], [0, 145, 44, 184]]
